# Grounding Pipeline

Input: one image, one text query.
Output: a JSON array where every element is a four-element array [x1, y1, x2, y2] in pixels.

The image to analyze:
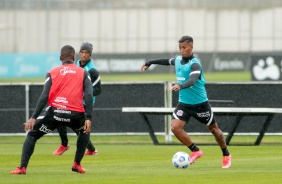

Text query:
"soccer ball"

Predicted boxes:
[[172, 151, 190, 169]]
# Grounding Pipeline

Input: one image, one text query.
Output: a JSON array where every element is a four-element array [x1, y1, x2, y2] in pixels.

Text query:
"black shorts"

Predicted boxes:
[[33, 106, 85, 134], [172, 101, 216, 126]]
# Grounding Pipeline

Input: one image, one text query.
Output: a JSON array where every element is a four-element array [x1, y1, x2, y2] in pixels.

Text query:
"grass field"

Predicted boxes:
[[0, 71, 251, 83], [1, 136, 282, 184]]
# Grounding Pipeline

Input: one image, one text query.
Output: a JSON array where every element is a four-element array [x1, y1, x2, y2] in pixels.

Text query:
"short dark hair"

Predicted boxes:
[[60, 45, 75, 60], [178, 36, 193, 43]]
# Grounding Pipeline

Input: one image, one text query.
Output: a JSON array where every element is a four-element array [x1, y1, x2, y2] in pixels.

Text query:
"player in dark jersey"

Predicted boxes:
[[10, 45, 93, 174], [140, 36, 231, 168], [53, 42, 101, 156]]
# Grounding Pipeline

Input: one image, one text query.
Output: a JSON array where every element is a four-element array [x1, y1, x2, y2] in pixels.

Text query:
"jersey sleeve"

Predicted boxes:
[[88, 68, 101, 96], [83, 71, 93, 120], [179, 63, 201, 89]]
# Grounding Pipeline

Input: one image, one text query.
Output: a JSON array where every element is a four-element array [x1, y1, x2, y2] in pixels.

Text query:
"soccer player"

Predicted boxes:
[[10, 45, 93, 174], [140, 36, 231, 168], [53, 42, 101, 156]]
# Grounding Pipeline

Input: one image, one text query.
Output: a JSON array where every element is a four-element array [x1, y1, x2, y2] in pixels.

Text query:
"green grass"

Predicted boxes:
[[0, 134, 281, 145], [0, 72, 251, 83], [101, 71, 251, 82], [1, 136, 282, 184]]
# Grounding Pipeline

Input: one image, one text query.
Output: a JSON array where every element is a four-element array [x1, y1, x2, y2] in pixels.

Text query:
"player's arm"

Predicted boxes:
[[179, 63, 201, 89], [88, 68, 101, 96], [83, 71, 93, 134], [171, 63, 201, 91], [83, 71, 93, 121], [25, 73, 52, 131], [140, 58, 175, 72], [31, 73, 52, 119]]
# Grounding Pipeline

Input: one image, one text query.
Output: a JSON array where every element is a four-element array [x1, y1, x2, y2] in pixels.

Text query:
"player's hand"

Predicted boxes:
[[83, 119, 91, 134], [140, 63, 150, 72], [24, 118, 36, 132], [171, 84, 181, 91]]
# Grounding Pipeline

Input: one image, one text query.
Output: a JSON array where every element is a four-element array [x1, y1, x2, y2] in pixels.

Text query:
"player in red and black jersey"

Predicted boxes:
[[53, 42, 101, 156], [10, 45, 93, 174]]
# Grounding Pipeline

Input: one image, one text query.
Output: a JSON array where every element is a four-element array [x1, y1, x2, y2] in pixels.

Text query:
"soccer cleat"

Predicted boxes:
[[10, 167, 26, 174], [222, 154, 232, 168], [53, 144, 69, 155], [84, 150, 98, 156], [72, 162, 86, 174], [189, 150, 203, 164]]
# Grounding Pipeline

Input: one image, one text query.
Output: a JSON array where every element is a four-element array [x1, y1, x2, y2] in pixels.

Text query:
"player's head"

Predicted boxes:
[[178, 36, 193, 44], [79, 42, 93, 63], [178, 36, 193, 58], [60, 45, 75, 63]]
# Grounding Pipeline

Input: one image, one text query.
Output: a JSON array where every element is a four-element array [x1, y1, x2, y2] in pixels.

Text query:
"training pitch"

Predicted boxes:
[[1, 136, 281, 184]]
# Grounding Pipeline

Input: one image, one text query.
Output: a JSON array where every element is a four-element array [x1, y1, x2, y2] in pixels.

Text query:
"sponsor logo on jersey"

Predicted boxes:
[[39, 124, 52, 133], [54, 109, 71, 114], [60, 67, 76, 75], [53, 115, 71, 122], [197, 111, 210, 118]]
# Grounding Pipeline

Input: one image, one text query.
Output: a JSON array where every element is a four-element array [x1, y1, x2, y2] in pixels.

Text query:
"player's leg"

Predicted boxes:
[[71, 129, 89, 173], [69, 113, 90, 173], [10, 117, 56, 174], [196, 102, 231, 168], [53, 126, 69, 155], [207, 123, 227, 148], [207, 122, 231, 168], [73, 129, 98, 155], [171, 119, 203, 164], [171, 104, 203, 164], [85, 140, 98, 155], [171, 119, 192, 146], [19, 130, 45, 167], [58, 126, 69, 146]]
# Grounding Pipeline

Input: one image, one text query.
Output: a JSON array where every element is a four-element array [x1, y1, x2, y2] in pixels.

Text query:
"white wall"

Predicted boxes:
[[0, 7, 282, 53]]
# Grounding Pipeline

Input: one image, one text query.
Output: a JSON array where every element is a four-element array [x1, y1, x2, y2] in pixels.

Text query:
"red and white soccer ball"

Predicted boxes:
[[172, 151, 190, 169]]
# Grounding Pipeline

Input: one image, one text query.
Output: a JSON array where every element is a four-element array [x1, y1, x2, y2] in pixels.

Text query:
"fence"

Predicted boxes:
[[0, 82, 166, 134], [1, 82, 282, 137]]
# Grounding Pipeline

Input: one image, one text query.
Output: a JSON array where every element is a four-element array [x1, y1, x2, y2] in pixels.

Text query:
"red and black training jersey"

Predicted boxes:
[[48, 63, 85, 112], [31, 61, 93, 120]]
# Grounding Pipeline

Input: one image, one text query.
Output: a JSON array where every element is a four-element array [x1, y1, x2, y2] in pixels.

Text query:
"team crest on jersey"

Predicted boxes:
[[176, 110, 184, 116]]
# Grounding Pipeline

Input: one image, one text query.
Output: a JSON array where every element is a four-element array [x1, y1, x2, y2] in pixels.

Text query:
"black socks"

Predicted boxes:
[[188, 143, 200, 152], [222, 147, 230, 156], [188, 143, 230, 156]]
